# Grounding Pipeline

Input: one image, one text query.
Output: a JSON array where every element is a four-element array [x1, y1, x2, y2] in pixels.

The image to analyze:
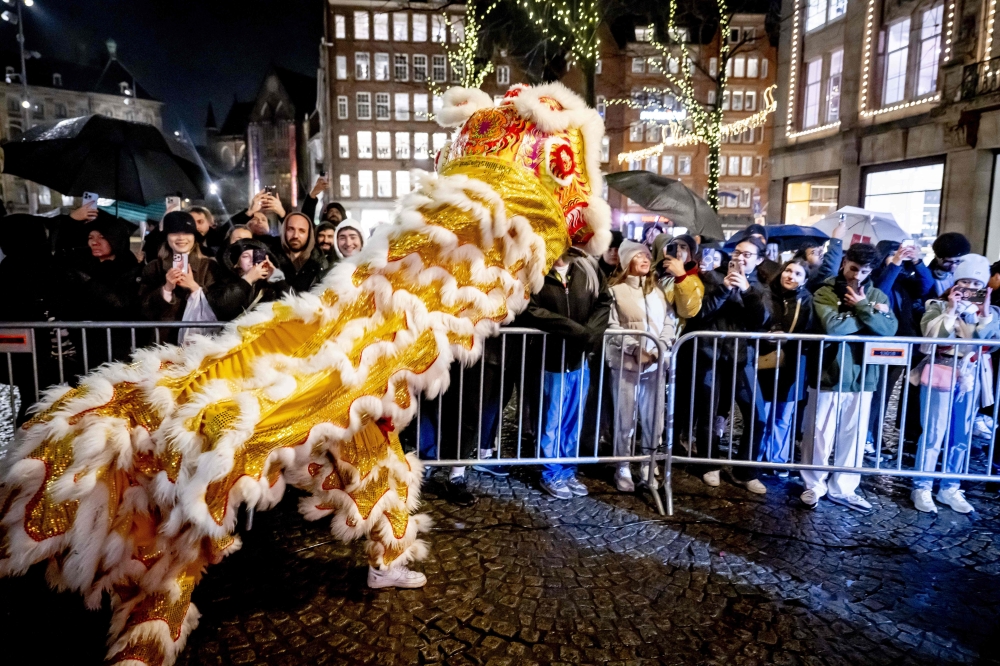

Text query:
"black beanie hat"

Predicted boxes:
[[609, 230, 624, 249], [745, 223, 768, 240], [162, 211, 198, 236], [932, 232, 970, 259]]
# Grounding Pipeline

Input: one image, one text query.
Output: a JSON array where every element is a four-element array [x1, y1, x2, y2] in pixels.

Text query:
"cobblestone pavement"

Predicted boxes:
[[4, 463, 1000, 666]]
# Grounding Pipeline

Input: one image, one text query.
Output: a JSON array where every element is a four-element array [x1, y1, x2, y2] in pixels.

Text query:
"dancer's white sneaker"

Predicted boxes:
[[368, 565, 427, 589]]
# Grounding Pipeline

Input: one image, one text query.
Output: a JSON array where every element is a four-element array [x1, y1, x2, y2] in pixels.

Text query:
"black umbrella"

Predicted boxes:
[[605, 170, 724, 239], [0, 115, 208, 206], [723, 224, 830, 252]]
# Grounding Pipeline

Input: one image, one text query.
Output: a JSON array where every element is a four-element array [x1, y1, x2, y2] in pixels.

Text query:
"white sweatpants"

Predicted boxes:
[[610, 366, 660, 457], [800, 388, 873, 498]]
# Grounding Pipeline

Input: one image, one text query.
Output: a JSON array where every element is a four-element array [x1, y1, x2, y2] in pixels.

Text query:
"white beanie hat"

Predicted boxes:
[[952, 253, 990, 285], [618, 240, 651, 271]]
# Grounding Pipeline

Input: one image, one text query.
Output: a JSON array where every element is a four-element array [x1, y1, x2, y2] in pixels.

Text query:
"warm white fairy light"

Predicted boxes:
[[943, 2, 956, 61], [788, 121, 840, 138], [986, 0, 997, 61], [784, 0, 802, 137], [516, 0, 602, 70], [859, 0, 878, 113]]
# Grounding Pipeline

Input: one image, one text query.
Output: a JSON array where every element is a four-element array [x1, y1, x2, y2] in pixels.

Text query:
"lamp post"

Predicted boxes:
[[2, 0, 35, 125]]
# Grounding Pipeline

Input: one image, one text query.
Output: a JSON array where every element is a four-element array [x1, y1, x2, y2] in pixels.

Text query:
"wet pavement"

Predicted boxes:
[[3, 462, 1000, 665]]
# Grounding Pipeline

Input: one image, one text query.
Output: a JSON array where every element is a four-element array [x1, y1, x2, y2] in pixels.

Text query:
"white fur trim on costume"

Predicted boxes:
[[437, 87, 494, 128]]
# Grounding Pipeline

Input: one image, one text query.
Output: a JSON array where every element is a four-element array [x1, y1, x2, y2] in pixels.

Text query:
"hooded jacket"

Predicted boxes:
[[275, 212, 326, 293], [515, 257, 612, 372], [758, 280, 816, 403], [812, 274, 898, 392], [59, 217, 141, 322], [0, 214, 55, 322], [871, 242, 935, 337], [685, 264, 773, 365], [210, 239, 289, 321]]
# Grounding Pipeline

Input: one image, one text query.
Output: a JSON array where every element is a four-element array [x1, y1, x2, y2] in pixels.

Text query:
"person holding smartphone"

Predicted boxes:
[[684, 237, 774, 495], [139, 212, 227, 342], [211, 238, 288, 321], [911, 254, 999, 514]]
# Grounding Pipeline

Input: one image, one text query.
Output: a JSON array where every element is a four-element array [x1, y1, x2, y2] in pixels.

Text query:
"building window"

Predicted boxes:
[[395, 132, 410, 158], [433, 95, 443, 116], [339, 174, 351, 198], [375, 93, 390, 120], [600, 136, 610, 163], [394, 54, 409, 81], [646, 124, 660, 143], [661, 155, 674, 175], [355, 53, 370, 80], [719, 156, 728, 176], [431, 15, 447, 43], [756, 157, 763, 175], [451, 18, 465, 43], [451, 62, 465, 83], [432, 55, 447, 82], [336, 55, 348, 80], [731, 91, 744, 111], [373, 13, 389, 40], [628, 159, 641, 171], [357, 131, 373, 158], [33, 103, 44, 120], [335, 15, 347, 39], [414, 132, 430, 159], [52, 73, 63, 87], [337, 95, 349, 119], [829, 0, 847, 22], [827, 49, 843, 123], [729, 155, 741, 174], [864, 162, 944, 242], [722, 90, 731, 110], [413, 55, 428, 82], [55, 103, 68, 119], [412, 14, 427, 41], [631, 57, 646, 73], [635, 25, 653, 42], [646, 156, 659, 172], [393, 13, 408, 41], [339, 135, 350, 158], [761, 59, 769, 78], [884, 18, 911, 105], [629, 122, 643, 142], [917, 5, 943, 96], [354, 11, 369, 40], [377, 170, 392, 197], [747, 57, 759, 78], [414, 94, 429, 121], [595, 59, 602, 75], [733, 56, 745, 78], [741, 156, 753, 176], [739, 188, 751, 208], [396, 171, 411, 196], [595, 95, 606, 118], [356, 93, 371, 120], [678, 156, 692, 175], [743, 128, 753, 143], [432, 132, 447, 154], [785, 176, 839, 225], [497, 65, 510, 85], [806, 0, 845, 31], [745, 90, 756, 111], [376, 131, 391, 158], [358, 171, 374, 198], [647, 57, 663, 73], [374, 53, 390, 81], [803, 58, 822, 128], [392, 93, 409, 121]]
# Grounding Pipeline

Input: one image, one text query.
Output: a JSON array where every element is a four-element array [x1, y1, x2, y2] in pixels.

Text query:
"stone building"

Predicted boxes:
[[0, 40, 163, 213], [770, 0, 1000, 255]]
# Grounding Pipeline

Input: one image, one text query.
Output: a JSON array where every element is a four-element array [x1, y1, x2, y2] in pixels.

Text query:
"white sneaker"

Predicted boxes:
[[744, 479, 767, 495], [911, 489, 938, 513], [800, 488, 820, 509], [828, 493, 872, 513], [368, 565, 427, 589], [702, 470, 720, 487], [615, 465, 635, 493], [974, 415, 994, 438], [937, 487, 974, 514], [639, 463, 660, 489]]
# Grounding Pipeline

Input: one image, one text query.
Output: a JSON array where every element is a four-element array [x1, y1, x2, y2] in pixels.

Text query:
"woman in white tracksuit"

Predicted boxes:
[[607, 241, 677, 492], [911, 253, 1000, 515]]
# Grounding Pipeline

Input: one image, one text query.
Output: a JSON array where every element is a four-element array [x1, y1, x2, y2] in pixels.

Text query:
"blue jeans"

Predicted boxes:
[[914, 385, 974, 491], [758, 401, 795, 464], [540, 365, 590, 484]]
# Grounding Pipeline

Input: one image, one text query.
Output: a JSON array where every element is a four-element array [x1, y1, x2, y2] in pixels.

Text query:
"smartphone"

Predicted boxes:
[[172, 253, 189, 273], [165, 196, 182, 213], [847, 278, 860, 293], [82, 192, 99, 207], [665, 242, 678, 259], [728, 258, 740, 275], [319, 170, 327, 178], [251, 248, 267, 265], [967, 288, 988, 305], [901, 239, 916, 248], [264, 185, 277, 196], [701, 247, 714, 263]]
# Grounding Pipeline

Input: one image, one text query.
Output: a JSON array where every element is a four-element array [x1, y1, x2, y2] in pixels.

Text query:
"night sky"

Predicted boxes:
[[2, 0, 324, 143]]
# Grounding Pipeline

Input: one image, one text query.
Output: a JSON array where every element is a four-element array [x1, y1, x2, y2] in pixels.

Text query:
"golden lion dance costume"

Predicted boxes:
[[0, 83, 609, 666]]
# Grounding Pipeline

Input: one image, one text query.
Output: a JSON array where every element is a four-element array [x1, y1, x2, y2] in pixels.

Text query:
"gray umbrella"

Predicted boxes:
[[605, 170, 725, 239]]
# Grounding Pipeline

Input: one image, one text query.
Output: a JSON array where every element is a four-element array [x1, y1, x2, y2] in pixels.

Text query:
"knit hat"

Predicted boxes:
[[952, 254, 990, 285], [333, 220, 367, 259], [618, 240, 651, 271], [932, 232, 971, 259], [608, 230, 624, 250], [162, 211, 198, 236], [745, 223, 768, 240], [673, 234, 699, 257]]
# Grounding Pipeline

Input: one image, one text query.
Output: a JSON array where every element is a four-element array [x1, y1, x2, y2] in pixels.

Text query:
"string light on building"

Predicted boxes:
[[986, 0, 997, 64], [787, 121, 840, 139], [943, 1, 956, 61], [784, 0, 802, 137]]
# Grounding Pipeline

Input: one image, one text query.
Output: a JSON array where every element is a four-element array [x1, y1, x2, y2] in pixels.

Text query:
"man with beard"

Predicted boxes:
[[275, 212, 326, 293], [316, 221, 338, 264]]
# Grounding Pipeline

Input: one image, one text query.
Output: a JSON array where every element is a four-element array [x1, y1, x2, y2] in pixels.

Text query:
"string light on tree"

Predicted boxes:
[[516, 0, 602, 102]]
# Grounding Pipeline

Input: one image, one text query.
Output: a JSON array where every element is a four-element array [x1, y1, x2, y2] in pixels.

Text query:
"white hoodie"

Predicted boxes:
[[333, 220, 367, 259]]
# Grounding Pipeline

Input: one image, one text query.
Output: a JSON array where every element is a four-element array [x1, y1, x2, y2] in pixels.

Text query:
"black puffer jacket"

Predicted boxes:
[[57, 217, 141, 322], [759, 282, 815, 402], [685, 266, 773, 364], [515, 258, 612, 372], [211, 239, 289, 321]]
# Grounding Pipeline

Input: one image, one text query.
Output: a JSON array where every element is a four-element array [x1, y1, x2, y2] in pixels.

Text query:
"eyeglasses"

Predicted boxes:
[[731, 250, 758, 259]]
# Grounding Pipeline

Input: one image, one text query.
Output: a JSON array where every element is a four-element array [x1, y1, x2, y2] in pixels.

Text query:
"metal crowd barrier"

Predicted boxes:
[[661, 330, 1000, 515], [0, 322, 669, 514]]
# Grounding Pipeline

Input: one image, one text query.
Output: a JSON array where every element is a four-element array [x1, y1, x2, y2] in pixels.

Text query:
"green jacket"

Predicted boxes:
[[812, 277, 899, 392]]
